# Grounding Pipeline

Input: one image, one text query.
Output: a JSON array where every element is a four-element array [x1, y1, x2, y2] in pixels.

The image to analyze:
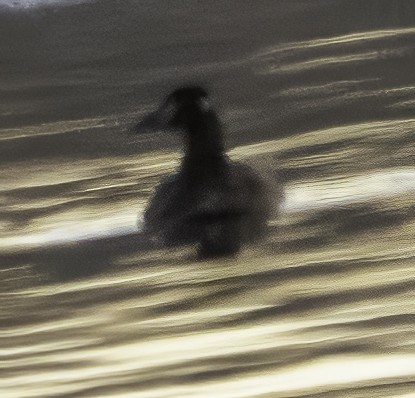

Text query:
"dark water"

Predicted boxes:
[[1, 1, 415, 397]]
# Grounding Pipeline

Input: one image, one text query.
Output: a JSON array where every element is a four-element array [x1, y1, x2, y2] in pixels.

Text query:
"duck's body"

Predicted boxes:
[[145, 158, 271, 256], [136, 86, 274, 257]]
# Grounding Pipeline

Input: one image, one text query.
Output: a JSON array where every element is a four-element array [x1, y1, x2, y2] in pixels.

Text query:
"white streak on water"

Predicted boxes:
[[283, 168, 415, 213], [276, 79, 381, 98], [0, 118, 107, 141], [115, 355, 415, 398], [257, 27, 415, 56], [271, 51, 380, 74], [0, 210, 140, 249], [0, 0, 90, 9]]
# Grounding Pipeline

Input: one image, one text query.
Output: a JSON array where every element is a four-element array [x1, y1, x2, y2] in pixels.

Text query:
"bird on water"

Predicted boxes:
[[135, 85, 276, 258]]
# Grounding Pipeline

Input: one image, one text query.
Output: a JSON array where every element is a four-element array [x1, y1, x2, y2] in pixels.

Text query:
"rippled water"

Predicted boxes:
[[1, 1, 415, 397]]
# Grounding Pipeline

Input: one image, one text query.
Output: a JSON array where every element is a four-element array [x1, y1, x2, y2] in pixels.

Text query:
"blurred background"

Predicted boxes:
[[1, 1, 415, 397]]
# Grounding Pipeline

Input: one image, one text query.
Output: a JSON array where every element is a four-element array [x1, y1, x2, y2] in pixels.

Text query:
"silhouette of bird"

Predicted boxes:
[[135, 86, 275, 257]]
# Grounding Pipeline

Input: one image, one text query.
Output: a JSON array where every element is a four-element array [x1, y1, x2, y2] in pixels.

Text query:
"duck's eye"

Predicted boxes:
[[198, 97, 210, 112]]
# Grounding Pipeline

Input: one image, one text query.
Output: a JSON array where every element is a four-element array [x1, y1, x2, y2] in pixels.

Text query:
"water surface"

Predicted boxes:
[[1, 1, 415, 397]]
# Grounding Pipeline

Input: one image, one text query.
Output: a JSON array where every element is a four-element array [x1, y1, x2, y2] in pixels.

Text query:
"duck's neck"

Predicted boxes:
[[181, 109, 227, 182]]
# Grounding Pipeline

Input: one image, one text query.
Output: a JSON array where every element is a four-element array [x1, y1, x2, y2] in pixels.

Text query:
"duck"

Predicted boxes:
[[135, 85, 275, 257]]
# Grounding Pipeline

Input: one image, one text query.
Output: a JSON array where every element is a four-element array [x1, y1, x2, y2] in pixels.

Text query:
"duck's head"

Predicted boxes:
[[136, 85, 225, 161], [135, 86, 215, 133]]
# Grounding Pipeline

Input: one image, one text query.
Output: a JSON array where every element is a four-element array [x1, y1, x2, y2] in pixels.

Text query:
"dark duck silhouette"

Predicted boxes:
[[135, 86, 273, 257]]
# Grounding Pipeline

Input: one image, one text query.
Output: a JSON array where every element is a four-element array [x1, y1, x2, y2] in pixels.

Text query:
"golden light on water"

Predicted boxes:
[[103, 355, 415, 398], [2, 165, 415, 250], [2, 6, 415, 396]]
